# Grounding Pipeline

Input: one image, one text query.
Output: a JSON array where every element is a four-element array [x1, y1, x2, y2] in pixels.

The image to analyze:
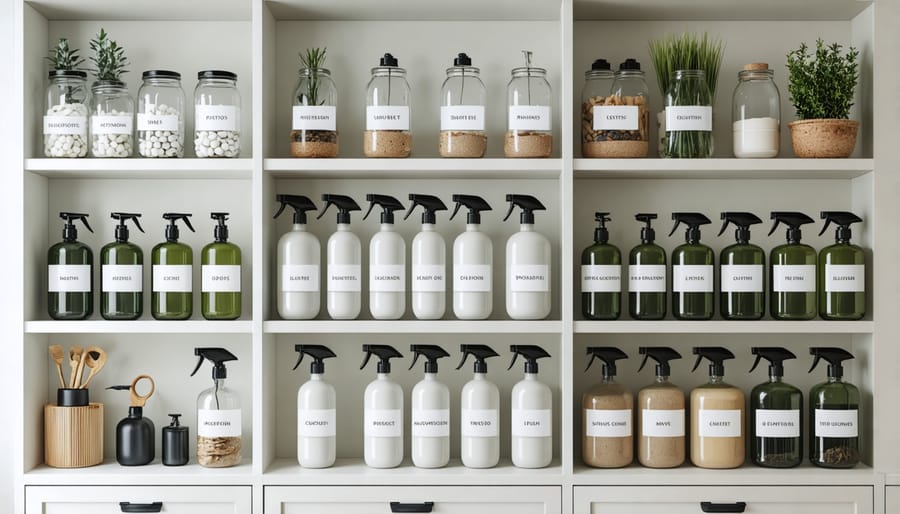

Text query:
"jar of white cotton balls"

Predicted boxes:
[[194, 70, 241, 158], [44, 70, 90, 158], [137, 70, 185, 158], [90, 80, 134, 158]]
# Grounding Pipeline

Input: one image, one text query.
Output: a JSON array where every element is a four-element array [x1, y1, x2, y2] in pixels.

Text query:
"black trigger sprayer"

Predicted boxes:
[[585, 346, 628, 380], [60, 212, 93, 242], [162, 212, 195, 242], [111, 212, 144, 242], [364, 194, 405, 225], [507, 345, 551, 374], [638, 346, 682, 378], [457, 344, 499, 373], [293, 344, 337, 374], [503, 194, 546, 225], [409, 344, 450, 374], [273, 194, 318, 225], [450, 194, 492, 224], [317, 194, 361, 225], [404, 194, 447, 225]]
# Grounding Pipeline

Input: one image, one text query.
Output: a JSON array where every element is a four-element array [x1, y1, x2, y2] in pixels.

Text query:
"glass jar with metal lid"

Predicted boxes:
[[194, 70, 241, 158], [364, 53, 411, 158], [732, 63, 780, 158], [440, 52, 487, 158], [505, 50, 552, 158], [291, 64, 338, 158], [137, 70, 185, 158], [44, 70, 90, 158], [580, 58, 614, 158], [90, 80, 134, 158]]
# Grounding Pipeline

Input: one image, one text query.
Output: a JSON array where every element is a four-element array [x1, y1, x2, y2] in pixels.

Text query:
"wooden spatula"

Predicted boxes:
[[79, 346, 107, 389], [48, 345, 66, 388], [68, 346, 82, 388]]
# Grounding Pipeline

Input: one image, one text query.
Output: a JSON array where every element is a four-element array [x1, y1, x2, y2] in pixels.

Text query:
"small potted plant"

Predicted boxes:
[[786, 39, 859, 158]]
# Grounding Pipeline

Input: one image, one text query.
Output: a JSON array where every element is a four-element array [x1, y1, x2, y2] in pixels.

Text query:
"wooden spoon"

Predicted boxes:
[[68, 346, 82, 389], [48, 345, 66, 388], [74, 347, 89, 388], [79, 346, 107, 389]]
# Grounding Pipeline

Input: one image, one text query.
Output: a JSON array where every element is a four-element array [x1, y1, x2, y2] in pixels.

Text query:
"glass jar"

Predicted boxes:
[[364, 53, 411, 158], [89, 80, 134, 158], [580, 59, 614, 158], [291, 67, 338, 158], [44, 70, 89, 158], [137, 70, 185, 158], [732, 63, 780, 158], [505, 52, 552, 158], [606, 59, 650, 157], [439, 53, 486, 158], [664, 69, 713, 158], [194, 70, 241, 158]]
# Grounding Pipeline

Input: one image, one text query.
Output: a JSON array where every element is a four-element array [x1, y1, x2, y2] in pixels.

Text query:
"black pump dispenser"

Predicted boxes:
[[454, 53, 472, 66], [317, 194, 361, 224], [111, 212, 144, 243], [162, 212, 195, 242], [503, 194, 546, 225], [60, 212, 93, 242], [380, 53, 399, 67], [592, 212, 611, 243], [409, 344, 450, 374], [507, 345, 551, 374], [162, 413, 189, 466], [361, 344, 403, 374], [819, 211, 863, 244], [585, 346, 628, 379], [591, 58, 611, 70], [450, 194, 492, 225], [768, 211, 814, 244], [404, 194, 447, 224], [191, 347, 238, 380], [456, 344, 499, 374], [635, 213, 657, 244], [750, 347, 796, 377], [669, 212, 711, 244], [638, 346, 682, 377], [364, 194, 405, 224], [274, 194, 318, 225], [211, 212, 230, 243], [808, 347, 854, 379], [692, 346, 735, 377], [293, 344, 337, 374], [719, 212, 762, 244]]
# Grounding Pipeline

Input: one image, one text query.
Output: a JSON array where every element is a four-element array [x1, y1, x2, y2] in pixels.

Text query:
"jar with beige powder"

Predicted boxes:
[[636, 346, 685, 468], [582, 347, 633, 468], [690, 347, 745, 469]]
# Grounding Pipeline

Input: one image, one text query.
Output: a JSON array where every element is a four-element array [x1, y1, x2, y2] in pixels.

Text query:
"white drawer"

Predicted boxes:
[[265, 486, 561, 514], [888, 487, 899, 513], [575, 486, 872, 514], [26, 486, 251, 514]]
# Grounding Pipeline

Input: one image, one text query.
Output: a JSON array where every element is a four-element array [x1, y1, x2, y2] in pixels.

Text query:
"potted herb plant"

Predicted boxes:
[[88, 28, 133, 158], [291, 47, 338, 158], [786, 39, 859, 158]]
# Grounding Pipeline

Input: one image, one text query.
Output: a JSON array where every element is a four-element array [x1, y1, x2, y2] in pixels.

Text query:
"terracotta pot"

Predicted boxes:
[[788, 118, 859, 158]]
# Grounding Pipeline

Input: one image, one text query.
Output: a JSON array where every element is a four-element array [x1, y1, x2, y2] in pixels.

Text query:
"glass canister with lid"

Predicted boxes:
[[364, 53, 411, 158], [194, 70, 241, 158], [291, 55, 338, 158], [505, 50, 553, 158], [44, 70, 90, 158], [732, 63, 780, 158], [580, 59, 614, 157], [137, 70, 185, 158], [439, 52, 487, 158], [664, 69, 713, 158], [604, 59, 650, 157], [90, 80, 134, 158]]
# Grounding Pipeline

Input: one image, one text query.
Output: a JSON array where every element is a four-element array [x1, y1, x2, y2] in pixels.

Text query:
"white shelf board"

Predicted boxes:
[[24, 459, 255, 486], [887, 474, 900, 486], [25, 158, 253, 180], [26, 0, 250, 21], [265, 320, 562, 334], [25, 320, 253, 334], [572, 462, 877, 486], [265, 0, 561, 21], [574, 158, 874, 179], [574, 320, 874, 334], [265, 158, 562, 179], [574, 0, 872, 21]]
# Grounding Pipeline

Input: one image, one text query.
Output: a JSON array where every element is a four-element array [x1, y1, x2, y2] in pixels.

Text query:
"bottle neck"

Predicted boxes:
[[520, 224, 534, 232], [524, 373, 538, 381], [292, 223, 306, 232], [422, 223, 436, 232], [377, 373, 390, 380], [655, 375, 669, 384], [769, 375, 783, 383], [466, 224, 480, 232], [829, 376, 841, 384], [424, 373, 436, 381], [337, 223, 351, 231], [310, 374, 323, 381], [473, 372, 486, 380], [380, 223, 394, 232], [709, 375, 724, 385]]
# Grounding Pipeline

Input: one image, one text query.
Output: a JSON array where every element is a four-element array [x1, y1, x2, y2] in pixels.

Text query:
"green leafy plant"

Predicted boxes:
[[786, 39, 859, 120], [46, 38, 84, 71], [298, 47, 327, 105], [89, 28, 129, 82]]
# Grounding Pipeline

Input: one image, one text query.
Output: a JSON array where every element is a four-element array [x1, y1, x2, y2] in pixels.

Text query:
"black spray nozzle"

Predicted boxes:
[[593, 212, 611, 244], [691, 346, 735, 377], [450, 194, 492, 225], [456, 344, 499, 373], [211, 212, 230, 242], [507, 345, 551, 374], [293, 344, 337, 374], [60, 212, 93, 242], [110, 212, 144, 243], [585, 346, 628, 379], [503, 194, 546, 225], [162, 212, 195, 242], [274, 194, 318, 225], [361, 344, 403, 374], [317, 194, 361, 225], [168, 413, 182, 427], [718, 211, 762, 244], [819, 211, 863, 243], [191, 347, 238, 380], [453, 52, 472, 66], [404, 194, 447, 224], [750, 347, 796, 377], [808, 347, 854, 379], [638, 346, 682, 377], [380, 53, 398, 67], [364, 194, 405, 225], [669, 212, 711, 244], [768, 211, 814, 244], [635, 213, 657, 244], [408, 344, 450, 374]]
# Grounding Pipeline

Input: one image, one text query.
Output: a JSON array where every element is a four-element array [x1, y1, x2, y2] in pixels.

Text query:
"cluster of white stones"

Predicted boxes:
[[195, 130, 240, 158], [91, 109, 133, 158], [44, 103, 89, 158], [138, 104, 183, 158]]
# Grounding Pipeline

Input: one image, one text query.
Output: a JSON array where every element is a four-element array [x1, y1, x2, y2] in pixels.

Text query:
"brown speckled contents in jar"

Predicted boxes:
[[690, 384, 745, 469], [439, 131, 487, 158], [637, 382, 686, 468], [364, 130, 411, 158], [504, 131, 552, 158], [582, 381, 633, 468], [291, 129, 338, 158]]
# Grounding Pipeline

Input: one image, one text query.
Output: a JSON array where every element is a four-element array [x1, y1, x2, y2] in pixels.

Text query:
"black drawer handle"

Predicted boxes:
[[120, 502, 162, 513], [701, 502, 746, 513], [390, 501, 434, 513]]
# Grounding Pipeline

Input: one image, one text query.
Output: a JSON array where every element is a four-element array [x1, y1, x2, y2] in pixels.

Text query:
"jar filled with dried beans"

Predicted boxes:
[[582, 58, 649, 158]]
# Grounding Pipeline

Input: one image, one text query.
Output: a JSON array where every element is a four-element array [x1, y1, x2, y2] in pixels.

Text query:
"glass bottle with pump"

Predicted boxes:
[[405, 195, 448, 320], [101, 212, 144, 320], [273, 195, 320, 319], [191, 347, 241, 468], [317, 194, 362, 320], [732, 63, 780, 158], [768, 211, 817, 320], [582, 347, 632, 468], [718, 212, 765, 319], [508, 345, 552, 469], [440, 53, 487, 158], [201, 213, 241, 320], [504, 194, 551, 320], [152, 213, 195, 320], [364, 194, 406, 320], [818, 211, 865, 320], [450, 195, 493, 320], [580, 58, 615, 158], [629, 213, 666, 320], [291, 51, 338, 158], [637, 347, 685, 468], [690, 347, 744, 469], [581, 212, 621, 320], [365, 53, 411, 158], [506, 50, 552, 158], [293, 344, 337, 468], [457, 344, 500, 468], [48, 212, 94, 320], [808, 347, 860, 468], [409, 345, 451, 468], [669, 212, 714, 319], [749, 347, 802, 468], [360, 344, 405, 469]]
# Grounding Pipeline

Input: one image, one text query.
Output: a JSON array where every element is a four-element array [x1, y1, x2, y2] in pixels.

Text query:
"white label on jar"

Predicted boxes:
[[508, 105, 551, 131], [773, 264, 816, 292], [137, 113, 179, 132], [202, 264, 241, 292], [327, 264, 361, 292], [672, 264, 714, 292], [198, 408, 242, 438], [721, 264, 764, 293], [628, 264, 666, 293], [91, 115, 133, 135], [282, 264, 319, 292], [298, 409, 336, 437], [412, 408, 451, 437], [152, 264, 192, 293], [44, 115, 87, 136], [815, 409, 858, 438], [454, 264, 491, 292], [510, 264, 550, 292], [370, 264, 405, 292], [593, 105, 639, 131], [698, 409, 742, 438], [581, 264, 621, 293], [666, 106, 713, 131], [412, 264, 445, 292], [292, 105, 336, 131], [825, 264, 865, 292], [585, 409, 632, 438], [441, 105, 485, 131], [756, 409, 801, 438], [102, 264, 142, 293], [642, 409, 685, 437], [366, 106, 410, 131], [511, 408, 552, 437], [461, 408, 499, 437], [48, 265, 91, 292], [195, 105, 238, 131], [365, 408, 402, 437]]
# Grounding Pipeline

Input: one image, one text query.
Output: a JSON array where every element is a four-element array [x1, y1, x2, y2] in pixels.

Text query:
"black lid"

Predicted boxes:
[[635, 213, 657, 244], [111, 212, 144, 243], [361, 344, 403, 374], [638, 346, 682, 377], [274, 194, 318, 225], [619, 58, 641, 71], [191, 347, 238, 380], [585, 346, 628, 379], [166, 413, 184, 428], [457, 344, 499, 374], [507, 345, 551, 374], [198, 70, 237, 80], [669, 212, 711, 244], [768, 211, 814, 244], [211, 212, 230, 242], [59, 212, 93, 242], [450, 194, 492, 225], [293, 344, 337, 375], [593, 212, 611, 244], [718, 211, 762, 244], [750, 347, 797, 378], [691, 346, 735, 377], [380, 53, 399, 67], [317, 194, 361, 225], [453, 53, 472, 66], [143, 69, 181, 79], [503, 194, 546, 225], [404, 194, 448, 225], [819, 211, 863, 244], [809, 347, 854, 379], [409, 344, 450, 374], [162, 212, 195, 242], [364, 194, 405, 224], [48, 70, 87, 79], [591, 59, 611, 70]]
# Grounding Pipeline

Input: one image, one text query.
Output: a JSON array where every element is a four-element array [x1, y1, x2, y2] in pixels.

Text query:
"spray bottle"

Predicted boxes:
[[581, 212, 621, 320], [749, 347, 802, 468], [690, 346, 744, 469], [628, 213, 666, 320], [409, 344, 451, 468], [201, 212, 241, 320], [48, 212, 94, 320], [191, 347, 241, 468], [293, 344, 337, 468], [364, 194, 407, 319], [152, 213, 196, 320], [768, 211, 816, 320], [360, 344, 404, 468], [669, 212, 714, 319], [582, 347, 632, 468], [317, 194, 362, 320], [101, 212, 144, 320], [504, 194, 551, 320], [718, 212, 765, 320], [273, 194, 320, 320], [508, 344, 552, 468], [457, 344, 500, 468], [405, 194, 448, 319], [808, 347, 859, 468], [450, 195, 493, 319], [818, 211, 865, 320], [636, 347, 685, 468]]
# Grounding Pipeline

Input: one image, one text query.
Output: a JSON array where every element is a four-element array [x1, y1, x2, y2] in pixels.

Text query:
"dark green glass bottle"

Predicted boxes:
[[48, 212, 94, 320], [749, 347, 802, 468], [817, 211, 865, 320], [718, 212, 764, 320], [768, 212, 816, 320], [808, 347, 860, 468], [582, 212, 620, 320], [152, 213, 195, 320], [628, 213, 666, 320], [101, 213, 145, 320], [202, 212, 242, 320], [670, 212, 713, 320]]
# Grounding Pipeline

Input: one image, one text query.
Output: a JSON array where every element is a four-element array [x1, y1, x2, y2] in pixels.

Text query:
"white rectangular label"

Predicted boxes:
[[198, 408, 241, 438], [454, 264, 491, 292], [756, 409, 801, 438], [412, 408, 451, 437], [370, 264, 405, 292], [585, 409, 632, 438], [698, 409, 742, 438], [510, 264, 550, 292], [581, 264, 621, 293], [44, 115, 87, 136], [412, 264, 445, 292], [628, 264, 667, 293], [102, 264, 142, 293], [366, 106, 410, 131], [195, 105, 238, 131], [461, 408, 499, 437], [642, 409, 685, 437], [365, 408, 402, 437], [91, 115, 133, 135], [441, 105, 485, 131], [773, 264, 816, 292], [298, 409, 336, 437], [511, 408, 552, 437], [137, 113, 179, 131], [508, 105, 551, 131], [152, 264, 192, 293], [328, 264, 361, 292], [825, 264, 865, 292], [202, 264, 241, 293], [292, 105, 336, 131], [48, 264, 91, 292], [672, 264, 714, 292], [666, 106, 713, 131], [815, 409, 858, 438], [721, 264, 764, 293], [282, 264, 320, 292], [593, 105, 639, 131]]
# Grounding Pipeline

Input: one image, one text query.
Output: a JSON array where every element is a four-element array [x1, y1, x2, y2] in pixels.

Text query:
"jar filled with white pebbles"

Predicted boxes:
[[44, 70, 90, 158], [137, 70, 185, 158], [90, 80, 134, 158], [194, 70, 241, 158]]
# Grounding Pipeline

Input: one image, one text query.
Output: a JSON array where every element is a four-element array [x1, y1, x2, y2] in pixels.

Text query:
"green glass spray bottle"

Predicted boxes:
[[669, 212, 713, 320], [581, 212, 621, 320], [48, 212, 94, 320], [749, 347, 802, 468], [202, 212, 242, 320], [152, 213, 195, 320], [628, 213, 666, 320], [101, 212, 145, 320], [808, 347, 859, 468], [817, 211, 865, 320], [717, 212, 764, 320], [768, 212, 816, 320]]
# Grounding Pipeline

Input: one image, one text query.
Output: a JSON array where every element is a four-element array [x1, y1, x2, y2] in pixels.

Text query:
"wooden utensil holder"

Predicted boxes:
[[44, 402, 104, 468]]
